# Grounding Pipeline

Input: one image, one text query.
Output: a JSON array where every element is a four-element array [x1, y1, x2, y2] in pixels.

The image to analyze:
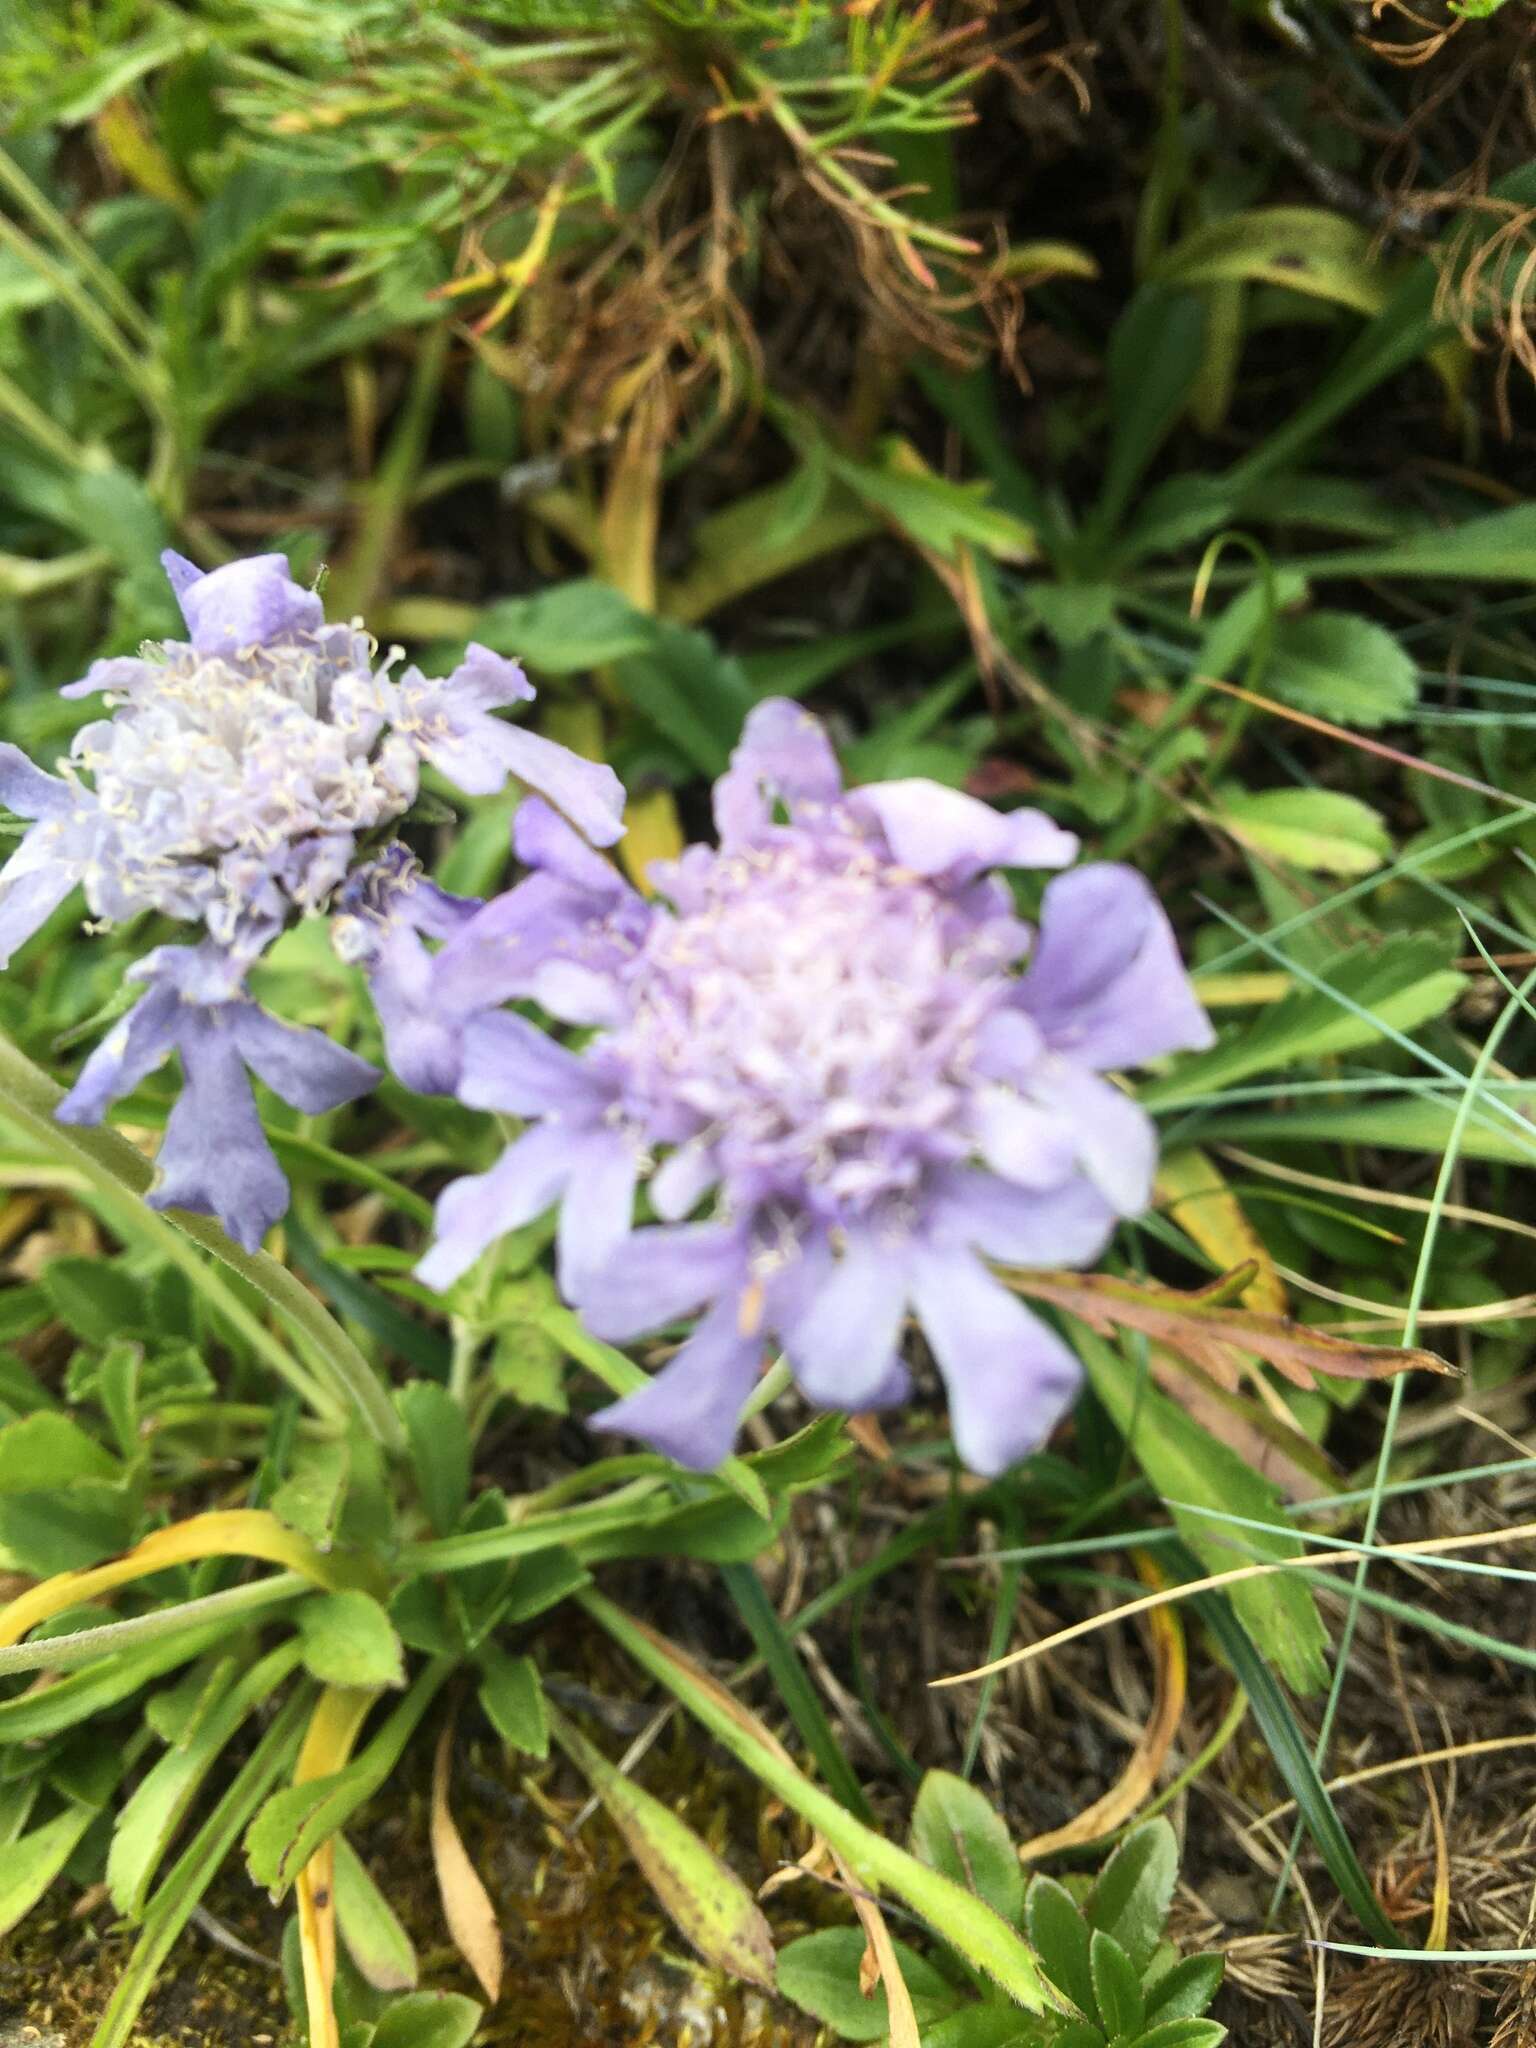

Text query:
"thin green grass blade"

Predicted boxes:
[[719, 1560, 871, 1819], [1182, 1565, 1403, 1950]]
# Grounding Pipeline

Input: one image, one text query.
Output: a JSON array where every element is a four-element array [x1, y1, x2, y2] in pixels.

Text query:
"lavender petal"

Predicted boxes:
[[572, 1223, 748, 1343], [1030, 1062, 1158, 1216], [426, 720, 625, 846], [0, 746, 70, 822], [1018, 864, 1215, 1069], [713, 697, 843, 845], [457, 1010, 611, 1120], [555, 1130, 639, 1299], [0, 844, 79, 969], [853, 779, 1078, 877], [147, 1011, 290, 1251], [932, 1167, 1119, 1268], [228, 1004, 380, 1114], [910, 1248, 1082, 1475], [784, 1234, 909, 1409], [56, 982, 181, 1124], [165, 552, 323, 656], [589, 1296, 763, 1471], [417, 1123, 577, 1291]]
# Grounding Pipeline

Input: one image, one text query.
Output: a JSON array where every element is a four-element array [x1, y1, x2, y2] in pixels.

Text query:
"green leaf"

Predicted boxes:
[[1263, 611, 1417, 729], [0, 1408, 135, 1571], [1194, 1094, 1536, 1166], [1090, 1929, 1144, 2038], [1194, 571, 1309, 684], [1224, 261, 1444, 490], [1130, 2023, 1226, 2048], [1154, 938, 1465, 1106], [916, 2004, 1048, 2048], [389, 1576, 462, 1656], [270, 1438, 351, 1549], [476, 1646, 548, 1759], [1076, 1331, 1328, 1695], [0, 1626, 231, 1744], [1190, 1579, 1403, 1950], [245, 1662, 452, 1895], [109, 1641, 303, 1918], [1024, 1873, 1095, 2016], [775, 1927, 959, 2040], [582, 1491, 784, 1565], [41, 1257, 149, 1343], [911, 1770, 1025, 1925], [0, 1408, 120, 1489], [502, 1546, 591, 1626], [611, 617, 755, 777], [0, 1800, 99, 1934], [334, 1835, 419, 1992], [1143, 1954, 1224, 2023], [1094, 286, 1207, 536], [397, 1382, 470, 1538], [1153, 207, 1387, 317], [585, 1593, 1051, 2011], [1291, 501, 1536, 583], [0, 1489, 137, 1578], [475, 579, 654, 672], [831, 442, 1036, 562], [1053, 2027, 1109, 2048], [297, 1591, 406, 1691], [92, 1686, 313, 2048], [549, 1706, 776, 1987], [1087, 1822, 1178, 1973], [1216, 786, 1391, 876], [722, 1561, 870, 1820], [87, 1340, 141, 1458], [368, 1993, 483, 2048], [489, 1316, 567, 1415]]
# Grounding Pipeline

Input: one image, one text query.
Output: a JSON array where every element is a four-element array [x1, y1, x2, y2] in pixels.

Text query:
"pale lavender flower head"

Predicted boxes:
[[417, 699, 1213, 1476], [0, 550, 625, 1248], [0, 551, 624, 972]]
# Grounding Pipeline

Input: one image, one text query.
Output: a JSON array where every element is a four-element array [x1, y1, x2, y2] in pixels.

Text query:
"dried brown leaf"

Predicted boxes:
[[431, 1714, 504, 2004], [1011, 1266, 1453, 1392]]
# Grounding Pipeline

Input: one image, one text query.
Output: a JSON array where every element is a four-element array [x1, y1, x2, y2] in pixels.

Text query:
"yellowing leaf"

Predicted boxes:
[[996, 240, 1099, 283], [0, 1508, 374, 1650], [294, 1689, 377, 2048], [1189, 972, 1292, 1008], [618, 788, 685, 896], [1156, 1148, 1287, 1315], [94, 96, 195, 217], [1018, 1553, 1188, 1859], [431, 1714, 504, 2004]]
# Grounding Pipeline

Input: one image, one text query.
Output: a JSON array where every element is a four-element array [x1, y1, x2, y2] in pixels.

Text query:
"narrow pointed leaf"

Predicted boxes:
[[549, 1704, 775, 1989]]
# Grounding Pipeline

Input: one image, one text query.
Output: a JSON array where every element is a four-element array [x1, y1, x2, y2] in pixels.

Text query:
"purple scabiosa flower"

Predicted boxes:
[[0, 550, 624, 972], [417, 699, 1214, 1476], [0, 549, 626, 1247]]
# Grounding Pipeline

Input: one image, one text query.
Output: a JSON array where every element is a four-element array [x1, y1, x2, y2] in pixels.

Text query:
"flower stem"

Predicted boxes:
[[0, 1027, 403, 1450]]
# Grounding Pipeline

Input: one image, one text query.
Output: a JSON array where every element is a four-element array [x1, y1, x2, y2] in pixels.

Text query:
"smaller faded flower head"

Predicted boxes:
[[0, 550, 624, 974], [0, 548, 626, 1251], [417, 699, 1214, 1476]]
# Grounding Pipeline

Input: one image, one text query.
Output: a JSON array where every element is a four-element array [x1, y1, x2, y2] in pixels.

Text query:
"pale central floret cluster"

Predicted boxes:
[[69, 630, 419, 945], [602, 840, 1022, 1221]]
